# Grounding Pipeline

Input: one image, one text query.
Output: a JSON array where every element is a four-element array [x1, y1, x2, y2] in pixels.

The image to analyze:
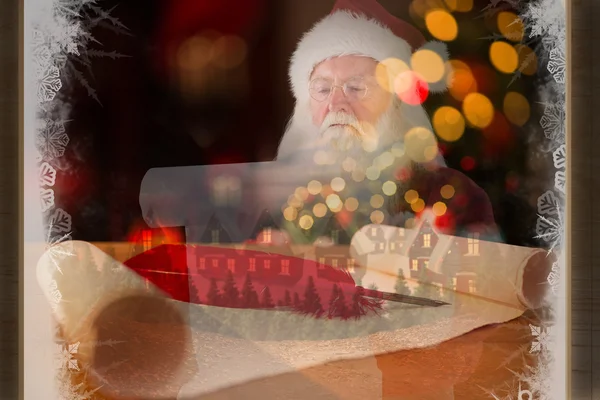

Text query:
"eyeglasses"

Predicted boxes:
[[309, 77, 369, 102]]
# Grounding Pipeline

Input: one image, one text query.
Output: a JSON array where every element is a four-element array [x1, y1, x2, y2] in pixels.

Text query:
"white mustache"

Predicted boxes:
[[320, 112, 363, 135]]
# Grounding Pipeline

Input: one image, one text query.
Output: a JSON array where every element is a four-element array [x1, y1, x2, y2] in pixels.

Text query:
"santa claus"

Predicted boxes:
[[276, 0, 498, 240]]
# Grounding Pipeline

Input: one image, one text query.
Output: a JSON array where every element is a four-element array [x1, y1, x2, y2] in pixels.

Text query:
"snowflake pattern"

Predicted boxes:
[[39, 162, 58, 187], [45, 218, 75, 275], [535, 208, 563, 253], [540, 101, 565, 143], [552, 145, 566, 194], [41, 188, 55, 212], [48, 280, 62, 312], [55, 342, 80, 371], [37, 65, 63, 103], [547, 261, 560, 295], [547, 47, 565, 84], [529, 324, 551, 353], [36, 119, 70, 162]]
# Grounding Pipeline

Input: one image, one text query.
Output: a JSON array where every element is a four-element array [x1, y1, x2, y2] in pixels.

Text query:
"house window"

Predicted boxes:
[[468, 280, 476, 293], [281, 259, 290, 275], [411, 259, 418, 271], [378, 241, 385, 251], [248, 258, 256, 272], [142, 230, 152, 251], [423, 260, 429, 269], [264, 260, 271, 269], [468, 233, 480, 255], [347, 258, 355, 273], [212, 175, 241, 206], [371, 227, 377, 236], [331, 259, 338, 268], [262, 227, 272, 243], [212, 259, 219, 268], [452, 277, 457, 289], [319, 257, 325, 269], [227, 259, 235, 272], [331, 230, 339, 243], [199, 258, 206, 270], [423, 234, 431, 248], [211, 229, 220, 244]]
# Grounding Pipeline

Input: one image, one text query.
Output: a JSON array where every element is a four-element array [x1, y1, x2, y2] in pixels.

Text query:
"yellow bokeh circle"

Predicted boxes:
[[411, 49, 446, 83], [405, 190, 419, 204], [440, 184, 455, 199], [497, 12, 524, 42], [283, 206, 297, 221], [433, 201, 447, 216], [299, 215, 314, 230], [307, 180, 322, 195], [503, 92, 531, 126], [382, 181, 398, 196], [490, 41, 519, 74], [345, 197, 359, 212], [375, 58, 410, 93], [411, 198, 426, 213], [370, 194, 385, 209], [425, 10, 458, 41], [404, 127, 439, 163], [433, 106, 466, 142], [330, 177, 346, 192], [313, 203, 328, 218], [514, 44, 538, 76], [326, 194, 343, 212], [462, 93, 494, 128], [370, 210, 385, 224]]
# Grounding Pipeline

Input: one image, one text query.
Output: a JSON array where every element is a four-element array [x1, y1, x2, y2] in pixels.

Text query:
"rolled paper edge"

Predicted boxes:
[[515, 248, 555, 310]]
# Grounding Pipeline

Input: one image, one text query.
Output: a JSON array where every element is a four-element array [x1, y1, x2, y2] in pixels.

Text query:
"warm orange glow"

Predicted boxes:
[[411, 199, 426, 213], [370, 210, 385, 224], [330, 177, 346, 192], [425, 10, 458, 41], [404, 127, 439, 163], [433, 202, 447, 216], [370, 194, 385, 209], [307, 180, 322, 195], [283, 206, 298, 221], [176, 35, 212, 71], [313, 203, 328, 218], [411, 49, 446, 83], [345, 197, 359, 212], [295, 187, 309, 201], [463, 93, 494, 128], [376, 58, 410, 93], [210, 35, 247, 69], [326, 194, 343, 212], [514, 44, 538, 76], [382, 181, 398, 196], [405, 190, 419, 204], [446, 60, 478, 101], [440, 185, 455, 199], [299, 215, 314, 230], [497, 12, 524, 42], [503, 92, 531, 126], [490, 42, 519, 74], [433, 106, 466, 142]]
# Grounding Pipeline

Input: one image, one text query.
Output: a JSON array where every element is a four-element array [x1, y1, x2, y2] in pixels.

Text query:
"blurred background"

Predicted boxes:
[[51, 0, 553, 248]]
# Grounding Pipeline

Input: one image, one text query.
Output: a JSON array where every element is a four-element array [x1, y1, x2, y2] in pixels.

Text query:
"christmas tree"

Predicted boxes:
[[261, 286, 275, 309], [221, 269, 240, 307], [240, 273, 259, 308], [413, 269, 441, 301], [302, 276, 324, 317], [207, 278, 221, 306], [394, 268, 412, 295], [328, 283, 348, 319]]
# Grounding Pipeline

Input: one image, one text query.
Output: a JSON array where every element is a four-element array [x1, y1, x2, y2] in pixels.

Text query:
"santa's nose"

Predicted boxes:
[[328, 87, 351, 113]]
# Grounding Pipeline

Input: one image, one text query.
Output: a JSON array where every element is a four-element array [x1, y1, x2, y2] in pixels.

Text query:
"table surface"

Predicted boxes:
[[68, 308, 541, 400]]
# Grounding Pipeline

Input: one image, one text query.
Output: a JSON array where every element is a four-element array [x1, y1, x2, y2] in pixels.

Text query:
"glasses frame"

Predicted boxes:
[[308, 77, 370, 103]]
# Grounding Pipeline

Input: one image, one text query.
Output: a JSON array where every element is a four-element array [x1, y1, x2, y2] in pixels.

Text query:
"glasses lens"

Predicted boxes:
[[344, 79, 368, 100], [309, 79, 332, 101]]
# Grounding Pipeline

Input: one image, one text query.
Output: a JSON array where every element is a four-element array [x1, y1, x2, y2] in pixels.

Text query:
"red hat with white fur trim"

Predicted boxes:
[[289, 0, 451, 104]]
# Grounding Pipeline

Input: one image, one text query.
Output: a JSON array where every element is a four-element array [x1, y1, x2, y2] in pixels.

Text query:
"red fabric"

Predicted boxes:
[[331, 0, 426, 50]]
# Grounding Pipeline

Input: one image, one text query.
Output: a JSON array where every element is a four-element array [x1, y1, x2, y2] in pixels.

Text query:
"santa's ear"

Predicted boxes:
[[410, 40, 454, 95]]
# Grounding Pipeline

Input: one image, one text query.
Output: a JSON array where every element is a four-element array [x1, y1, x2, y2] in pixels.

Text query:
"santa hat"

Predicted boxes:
[[289, 0, 449, 104]]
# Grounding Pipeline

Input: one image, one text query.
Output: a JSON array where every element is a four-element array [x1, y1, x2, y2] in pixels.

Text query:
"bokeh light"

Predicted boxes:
[[446, 60, 478, 101], [307, 180, 322, 195], [411, 198, 426, 213], [375, 152, 395, 169], [425, 10, 458, 41], [370, 194, 385, 209], [391, 142, 405, 157], [433, 201, 447, 216], [299, 215, 314, 230], [433, 106, 466, 142], [177, 35, 212, 71], [460, 156, 476, 171], [441, 184, 455, 199], [514, 44, 538, 76], [376, 58, 410, 93], [342, 157, 357, 172], [345, 197, 359, 212], [405, 189, 419, 204], [497, 12, 524, 42], [352, 169, 366, 182], [462, 93, 494, 128], [210, 35, 247, 69], [326, 194, 343, 212], [366, 166, 381, 181], [444, 0, 473, 12], [330, 177, 346, 192], [287, 194, 303, 209], [313, 203, 328, 218], [411, 49, 446, 83], [295, 187, 309, 201], [405, 217, 416, 229], [382, 181, 398, 196], [395, 71, 429, 105], [503, 92, 531, 126], [370, 210, 385, 224], [404, 126, 439, 163], [283, 206, 298, 221], [490, 41, 519, 74]]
